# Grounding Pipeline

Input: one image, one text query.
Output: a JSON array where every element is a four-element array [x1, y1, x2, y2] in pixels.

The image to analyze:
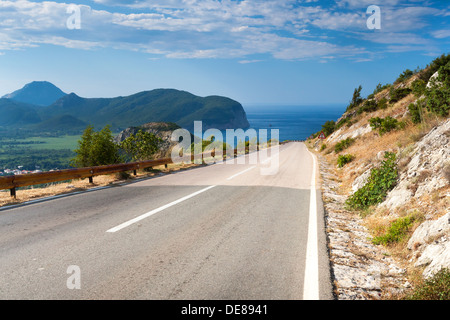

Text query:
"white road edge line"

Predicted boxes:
[[303, 149, 320, 300], [226, 166, 256, 180], [106, 185, 217, 233]]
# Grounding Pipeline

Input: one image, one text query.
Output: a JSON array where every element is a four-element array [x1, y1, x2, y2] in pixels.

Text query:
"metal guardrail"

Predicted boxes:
[[0, 146, 256, 198], [0, 157, 174, 198]]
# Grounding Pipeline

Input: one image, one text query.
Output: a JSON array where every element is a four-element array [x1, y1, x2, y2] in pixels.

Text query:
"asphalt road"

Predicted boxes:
[[0, 142, 333, 300]]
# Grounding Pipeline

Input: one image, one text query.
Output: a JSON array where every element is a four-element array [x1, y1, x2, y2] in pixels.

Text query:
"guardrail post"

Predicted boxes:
[[89, 169, 94, 184], [10, 187, 16, 199]]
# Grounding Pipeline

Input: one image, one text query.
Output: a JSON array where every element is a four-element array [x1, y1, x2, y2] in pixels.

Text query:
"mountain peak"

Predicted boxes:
[[2, 81, 67, 106]]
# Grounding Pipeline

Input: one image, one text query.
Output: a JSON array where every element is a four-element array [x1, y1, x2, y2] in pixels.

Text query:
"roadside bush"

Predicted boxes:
[[191, 136, 230, 154], [321, 120, 336, 137], [369, 116, 405, 135], [320, 144, 327, 152], [405, 268, 450, 300], [116, 171, 131, 180], [425, 61, 450, 117], [335, 117, 352, 130], [144, 167, 161, 173], [377, 97, 388, 110], [346, 152, 398, 210], [411, 79, 426, 97], [334, 137, 355, 153], [357, 99, 378, 114], [372, 215, 417, 246], [408, 100, 426, 124], [426, 88, 450, 117], [389, 87, 412, 103], [337, 154, 354, 168], [357, 97, 389, 115]]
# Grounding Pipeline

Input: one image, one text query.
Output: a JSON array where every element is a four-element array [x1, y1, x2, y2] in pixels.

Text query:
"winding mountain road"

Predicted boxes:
[[0, 142, 333, 300]]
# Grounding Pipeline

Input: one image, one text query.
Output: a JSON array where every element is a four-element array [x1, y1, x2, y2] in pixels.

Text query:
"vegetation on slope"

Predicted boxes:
[[310, 53, 450, 300], [345, 151, 398, 210], [405, 268, 450, 300], [71, 125, 163, 167]]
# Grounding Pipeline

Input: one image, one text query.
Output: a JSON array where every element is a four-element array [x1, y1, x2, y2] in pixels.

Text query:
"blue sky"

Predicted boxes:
[[0, 0, 449, 107]]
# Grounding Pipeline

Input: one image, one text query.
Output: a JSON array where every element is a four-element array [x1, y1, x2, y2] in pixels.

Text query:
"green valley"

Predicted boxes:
[[0, 135, 81, 171]]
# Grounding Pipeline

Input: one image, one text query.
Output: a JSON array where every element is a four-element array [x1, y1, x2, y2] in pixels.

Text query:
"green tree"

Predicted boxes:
[[358, 99, 378, 114], [337, 154, 354, 168], [369, 116, 403, 135], [373, 83, 390, 95], [346, 85, 363, 111], [395, 69, 414, 83], [389, 86, 412, 103], [321, 120, 336, 136], [334, 137, 355, 153], [71, 125, 121, 167], [408, 99, 426, 124], [425, 61, 450, 117], [419, 53, 450, 83], [377, 97, 388, 110], [411, 79, 426, 97], [71, 125, 94, 167], [120, 130, 163, 161]]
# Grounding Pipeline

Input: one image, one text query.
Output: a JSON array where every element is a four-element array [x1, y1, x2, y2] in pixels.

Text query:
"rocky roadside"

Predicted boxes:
[[317, 154, 410, 300]]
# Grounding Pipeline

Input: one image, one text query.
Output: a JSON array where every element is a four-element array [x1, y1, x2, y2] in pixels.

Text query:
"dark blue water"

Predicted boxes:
[[243, 105, 346, 142]]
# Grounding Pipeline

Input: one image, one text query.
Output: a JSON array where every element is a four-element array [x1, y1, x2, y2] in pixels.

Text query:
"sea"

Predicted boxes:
[[243, 104, 346, 142]]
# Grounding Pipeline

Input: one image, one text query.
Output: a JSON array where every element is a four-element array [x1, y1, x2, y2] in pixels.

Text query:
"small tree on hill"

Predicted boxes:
[[321, 120, 336, 136], [346, 85, 363, 111], [119, 130, 163, 162], [71, 125, 122, 167], [425, 61, 450, 117]]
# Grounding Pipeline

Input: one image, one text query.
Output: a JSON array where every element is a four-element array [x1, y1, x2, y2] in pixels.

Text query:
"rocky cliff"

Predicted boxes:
[[308, 56, 450, 299], [114, 122, 191, 159]]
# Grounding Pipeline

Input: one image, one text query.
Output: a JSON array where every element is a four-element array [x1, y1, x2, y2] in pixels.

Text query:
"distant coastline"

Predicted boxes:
[[244, 104, 346, 141]]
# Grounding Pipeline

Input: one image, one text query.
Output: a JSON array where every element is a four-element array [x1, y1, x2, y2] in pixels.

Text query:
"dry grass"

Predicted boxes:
[[324, 124, 418, 194], [365, 212, 395, 238], [0, 162, 199, 208], [360, 184, 449, 272], [312, 88, 450, 283], [321, 92, 446, 197], [310, 77, 450, 297]]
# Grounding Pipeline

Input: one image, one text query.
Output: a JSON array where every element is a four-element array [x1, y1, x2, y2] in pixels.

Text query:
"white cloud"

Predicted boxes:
[[381, 6, 441, 32], [362, 32, 431, 45], [238, 59, 263, 64], [311, 11, 365, 31], [432, 29, 450, 39], [0, 0, 445, 61], [336, 0, 403, 9], [231, 25, 249, 32]]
